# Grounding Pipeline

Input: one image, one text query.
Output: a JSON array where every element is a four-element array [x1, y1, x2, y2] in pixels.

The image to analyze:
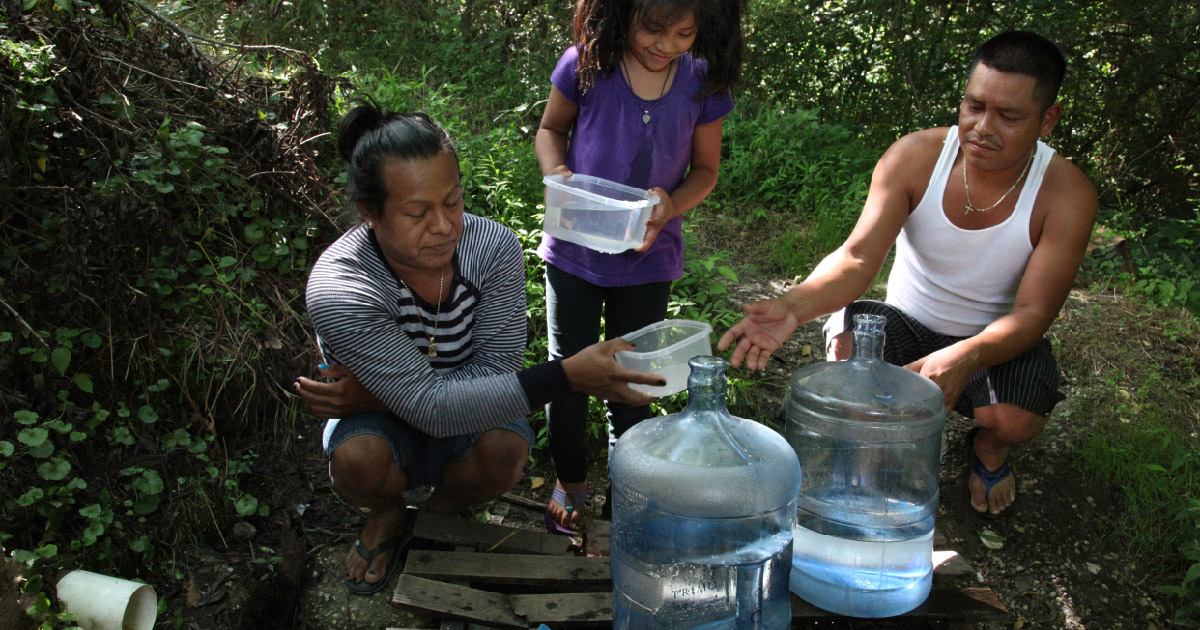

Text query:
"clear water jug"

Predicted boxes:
[[610, 356, 803, 629], [785, 313, 945, 617]]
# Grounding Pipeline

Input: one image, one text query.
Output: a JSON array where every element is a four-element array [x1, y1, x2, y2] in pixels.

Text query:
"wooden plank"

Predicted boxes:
[[396, 572, 1004, 627], [404, 551, 610, 586], [789, 587, 1008, 620], [511, 592, 611, 628], [405, 548, 972, 586], [932, 549, 976, 577], [391, 574, 526, 630], [412, 511, 576, 556]]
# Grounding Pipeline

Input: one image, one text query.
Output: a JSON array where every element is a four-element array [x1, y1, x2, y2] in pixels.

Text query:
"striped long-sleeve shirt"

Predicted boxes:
[[307, 213, 568, 438]]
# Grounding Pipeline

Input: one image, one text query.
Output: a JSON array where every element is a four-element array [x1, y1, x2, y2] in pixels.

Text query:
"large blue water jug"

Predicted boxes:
[[785, 313, 945, 617], [610, 356, 803, 629]]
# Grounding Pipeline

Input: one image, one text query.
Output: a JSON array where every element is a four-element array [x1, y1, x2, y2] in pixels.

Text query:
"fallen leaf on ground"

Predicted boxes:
[[981, 529, 1006, 550], [530, 476, 545, 489]]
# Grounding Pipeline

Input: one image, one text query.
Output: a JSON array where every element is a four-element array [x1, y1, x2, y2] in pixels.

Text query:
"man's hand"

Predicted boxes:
[[562, 338, 664, 407], [905, 344, 977, 413], [635, 188, 673, 253], [717, 297, 802, 370], [293, 364, 387, 419]]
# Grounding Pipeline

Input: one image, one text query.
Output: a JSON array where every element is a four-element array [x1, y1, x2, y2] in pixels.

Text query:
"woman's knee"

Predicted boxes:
[[329, 434, 400, 494], [471, 430, 528, 494]]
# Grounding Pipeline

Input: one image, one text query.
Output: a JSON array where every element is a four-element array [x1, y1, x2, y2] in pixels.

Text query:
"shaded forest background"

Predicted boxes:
[[1, 0, 1197, 627]]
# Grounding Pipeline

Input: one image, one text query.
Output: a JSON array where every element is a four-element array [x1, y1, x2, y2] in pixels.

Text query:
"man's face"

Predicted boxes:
[[958, 62, 1061, 171]]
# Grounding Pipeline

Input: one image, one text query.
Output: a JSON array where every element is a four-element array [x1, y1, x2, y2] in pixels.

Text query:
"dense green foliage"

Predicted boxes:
[[1, 0, 1197, 627]]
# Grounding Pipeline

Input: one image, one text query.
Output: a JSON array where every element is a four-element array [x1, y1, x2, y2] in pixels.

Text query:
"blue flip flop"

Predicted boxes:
[[544, 481, 588, 535], [965, 426, 1015, 517], [344, 532, 411, 595]]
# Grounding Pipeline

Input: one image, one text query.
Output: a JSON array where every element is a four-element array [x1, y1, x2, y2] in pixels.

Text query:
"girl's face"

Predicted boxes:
[[625, 9, 697, 73], [358, 151, 464, 276]]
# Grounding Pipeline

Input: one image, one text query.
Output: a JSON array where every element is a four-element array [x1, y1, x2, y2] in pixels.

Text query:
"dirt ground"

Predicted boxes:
[[176, 259, 1190, 630]]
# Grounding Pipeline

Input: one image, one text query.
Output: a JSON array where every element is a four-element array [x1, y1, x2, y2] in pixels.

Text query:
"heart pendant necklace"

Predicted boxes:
[[622, 57, 673, 125]]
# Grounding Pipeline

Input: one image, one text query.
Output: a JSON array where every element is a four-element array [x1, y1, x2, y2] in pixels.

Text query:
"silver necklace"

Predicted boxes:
[[622, 57, 673, 125], [397, 265, 445, 358], [962, 149, 1035, 215]]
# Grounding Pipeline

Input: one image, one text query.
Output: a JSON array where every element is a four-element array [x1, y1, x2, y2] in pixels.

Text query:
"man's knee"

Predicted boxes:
[[827, 330, 852, 361], [974, 403, 1048, 444]]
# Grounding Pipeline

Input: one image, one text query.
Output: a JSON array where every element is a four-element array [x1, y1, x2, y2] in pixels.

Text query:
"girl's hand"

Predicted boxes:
[[636, 187, 674, 252], [547, 165, 572, 178], [293, 364, 387, 418]]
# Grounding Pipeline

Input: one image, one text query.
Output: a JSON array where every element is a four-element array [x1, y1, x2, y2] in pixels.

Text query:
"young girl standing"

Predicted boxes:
[[535, 0, 744, 534]]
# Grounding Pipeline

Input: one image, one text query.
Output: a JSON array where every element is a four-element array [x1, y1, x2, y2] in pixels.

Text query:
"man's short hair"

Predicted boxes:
[[969, 31, 1066, 111]]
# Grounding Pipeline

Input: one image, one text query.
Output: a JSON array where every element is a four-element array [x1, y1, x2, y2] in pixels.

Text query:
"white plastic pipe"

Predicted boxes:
[[56, 570, 157, 630]]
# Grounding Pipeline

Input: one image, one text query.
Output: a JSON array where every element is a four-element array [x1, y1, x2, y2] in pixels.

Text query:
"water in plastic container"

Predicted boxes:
[[611, 356, 802, 629], [542, 174, 658, 254], [544, 202, 648, 253], [785, 313, 945, 617]]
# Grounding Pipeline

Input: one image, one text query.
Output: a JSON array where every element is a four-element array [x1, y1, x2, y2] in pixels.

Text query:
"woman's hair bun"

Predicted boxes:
[[337, 98, 388, 161]]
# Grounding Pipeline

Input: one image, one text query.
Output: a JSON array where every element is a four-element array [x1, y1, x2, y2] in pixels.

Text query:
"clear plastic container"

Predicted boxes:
[[543, 174, 659, 254], [610, 356, 803, 629], [615, 320, 713, 396], [785, 313, 945, 617]]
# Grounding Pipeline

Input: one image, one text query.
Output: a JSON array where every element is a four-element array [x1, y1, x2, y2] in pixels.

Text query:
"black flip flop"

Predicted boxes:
[[964, 426, 1016, 518], [343, 532, 411, 595]]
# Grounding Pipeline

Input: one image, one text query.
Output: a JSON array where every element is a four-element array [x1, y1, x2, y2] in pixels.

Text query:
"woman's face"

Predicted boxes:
[[360, 150, 464, 276]]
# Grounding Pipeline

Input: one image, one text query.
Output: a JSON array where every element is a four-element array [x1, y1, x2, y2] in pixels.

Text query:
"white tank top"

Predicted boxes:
[[885, 126, 1054, 337]]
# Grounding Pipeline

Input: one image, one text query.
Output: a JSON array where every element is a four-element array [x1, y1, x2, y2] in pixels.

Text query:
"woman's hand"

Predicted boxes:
[[717, 297, 802, 370], [635, 188, 674, 252], [561, 338, 664, 406], [293, 364, 387, 418]]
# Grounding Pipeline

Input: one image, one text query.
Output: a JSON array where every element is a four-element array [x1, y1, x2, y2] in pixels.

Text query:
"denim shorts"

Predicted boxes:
[[322, 413, 534, 487]]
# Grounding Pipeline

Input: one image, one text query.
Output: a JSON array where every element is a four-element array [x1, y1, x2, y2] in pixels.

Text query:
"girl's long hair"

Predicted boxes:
[[573, 0, 743, 100]]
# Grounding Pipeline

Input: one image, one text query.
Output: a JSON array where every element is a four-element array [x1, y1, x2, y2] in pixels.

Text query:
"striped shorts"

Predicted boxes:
[[823, 300, 1065, 419]]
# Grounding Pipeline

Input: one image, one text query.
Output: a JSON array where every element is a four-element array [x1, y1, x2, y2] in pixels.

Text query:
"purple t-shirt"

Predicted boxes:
[[537, 46, 734, 287]]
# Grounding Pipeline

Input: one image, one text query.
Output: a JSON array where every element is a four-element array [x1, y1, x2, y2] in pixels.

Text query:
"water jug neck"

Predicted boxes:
[[851, 313, 887, 362], [684, 355, 729, 412]]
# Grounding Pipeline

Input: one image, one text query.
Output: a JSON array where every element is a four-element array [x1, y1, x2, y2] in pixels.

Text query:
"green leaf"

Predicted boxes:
[[138, 404, 159, 424], [1140, 463, 1168, 473], [74, 373, 94, 393], [81, 331, 102, 348], [235, 494, 259, 517], [0, 331, 12, 342], [18, 427, 48, 447], [18, 487, 44, 506], [132, 494, 160, 515], [37, 457, 71, 481], [51, 346, 71, 375], [28, 440, 54, 458], [113, 426, 134, 446], [15, 409, 39, 425], [0, 442, 13, 457], [133, 469, 164, 495]]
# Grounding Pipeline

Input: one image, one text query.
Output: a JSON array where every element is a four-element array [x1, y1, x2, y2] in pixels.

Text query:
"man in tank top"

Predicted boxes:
[[718, 31, 1097, 517]]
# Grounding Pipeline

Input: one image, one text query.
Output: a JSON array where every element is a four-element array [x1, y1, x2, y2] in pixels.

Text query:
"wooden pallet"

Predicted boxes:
[[392, 511, 1007, 629]]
